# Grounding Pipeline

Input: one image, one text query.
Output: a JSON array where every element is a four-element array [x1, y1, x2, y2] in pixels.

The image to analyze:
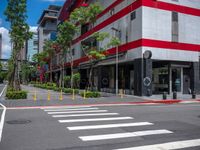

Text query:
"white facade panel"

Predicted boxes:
[[179, 13, 200, 45], [142, 7, 172, 41], [142, 47, 199, 62]]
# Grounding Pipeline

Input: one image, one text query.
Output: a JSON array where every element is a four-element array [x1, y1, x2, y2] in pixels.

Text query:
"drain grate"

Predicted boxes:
[[6, 119, 31, 125]]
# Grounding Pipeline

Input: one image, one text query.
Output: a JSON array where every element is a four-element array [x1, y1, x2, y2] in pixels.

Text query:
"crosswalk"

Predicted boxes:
[[41, 106, 200, 150]]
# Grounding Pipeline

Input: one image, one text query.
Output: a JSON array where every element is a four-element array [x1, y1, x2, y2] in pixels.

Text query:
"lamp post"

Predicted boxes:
[[111, 27, 121, 95]]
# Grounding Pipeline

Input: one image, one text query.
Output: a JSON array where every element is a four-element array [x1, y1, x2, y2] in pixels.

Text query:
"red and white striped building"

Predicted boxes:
[[54, 0, 200, 96]]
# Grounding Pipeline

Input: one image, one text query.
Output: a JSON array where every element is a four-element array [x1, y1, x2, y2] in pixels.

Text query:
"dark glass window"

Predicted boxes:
[[130, 11, 136, 20]]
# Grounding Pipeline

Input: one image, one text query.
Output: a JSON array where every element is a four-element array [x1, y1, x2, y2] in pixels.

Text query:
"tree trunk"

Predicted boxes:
[[88, 64, 94, 91], [70, 55, 74, 89], [8, 50, 21, 91], [50, 57, 53, 82]]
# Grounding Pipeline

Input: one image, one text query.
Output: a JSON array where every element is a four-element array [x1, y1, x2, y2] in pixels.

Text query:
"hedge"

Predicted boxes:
[[32, 83, 80, 94], [6, 90, 27, 99], [63, 88, 79, 94], [80, 91, 101, 98]]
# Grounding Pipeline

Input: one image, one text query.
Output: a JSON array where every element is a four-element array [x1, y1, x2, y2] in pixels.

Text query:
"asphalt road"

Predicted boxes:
[[0, 104, 200, 150]]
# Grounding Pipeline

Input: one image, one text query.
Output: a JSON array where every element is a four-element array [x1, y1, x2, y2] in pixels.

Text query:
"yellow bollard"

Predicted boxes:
[[83, 90, 86, 100], [59, 90, 63, 101], [33, 90, 37, 101], [72, 89, 75, 100], [120, 89, 124, 99], [47, 90, 51, 101]]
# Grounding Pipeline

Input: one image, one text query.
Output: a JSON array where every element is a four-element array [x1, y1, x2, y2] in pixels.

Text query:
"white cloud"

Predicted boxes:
[[29, 26, 37, 32], [0, 27, 11, 59]]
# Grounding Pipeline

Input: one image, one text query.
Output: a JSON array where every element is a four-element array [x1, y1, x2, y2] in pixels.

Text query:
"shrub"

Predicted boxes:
[[80, 91, 100, 98], [73, 73, 80, 88], [63, 88, 79, 94], [64, 76, 71, 88], [46, 82, 56, 87], [6, 90, 27, 99]]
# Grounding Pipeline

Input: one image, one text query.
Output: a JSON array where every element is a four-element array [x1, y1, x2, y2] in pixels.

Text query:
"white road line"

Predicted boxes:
[[48, 110, 108, 114], [52, 113, 119, 118], [44, 107, 99, 112], [0, 103, 6, 142], [79, 129, 173, 141], [115, 139, 200, 150], [59, 117, 133, 123], [0, 85, 7, 97], [68, 122, 153, 130], [41, 106, 91, 110]]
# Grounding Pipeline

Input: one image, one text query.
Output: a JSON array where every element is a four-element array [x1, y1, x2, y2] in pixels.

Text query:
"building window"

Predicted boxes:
[[72, 48, 75, 56], [172, 12, 179, 42], [130, 11, 136, 21], [81, 23, 89, 35], [110, 8, 115, 16]]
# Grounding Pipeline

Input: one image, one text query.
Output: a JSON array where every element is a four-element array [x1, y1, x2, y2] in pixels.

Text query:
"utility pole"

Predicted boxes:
[[111, 27, 121, 95]]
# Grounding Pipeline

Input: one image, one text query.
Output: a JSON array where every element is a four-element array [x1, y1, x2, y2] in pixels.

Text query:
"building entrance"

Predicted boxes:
[[171, 67, 182, 93]]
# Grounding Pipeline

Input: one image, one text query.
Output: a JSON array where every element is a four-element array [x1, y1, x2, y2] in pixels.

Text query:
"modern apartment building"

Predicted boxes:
[[26, 32, 38, 62], [56, 0, 200, 96], [38, 5, 61, 53]]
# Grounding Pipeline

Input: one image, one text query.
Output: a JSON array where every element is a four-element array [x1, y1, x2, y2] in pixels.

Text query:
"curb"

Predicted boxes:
[[5, 99, 200, 109]]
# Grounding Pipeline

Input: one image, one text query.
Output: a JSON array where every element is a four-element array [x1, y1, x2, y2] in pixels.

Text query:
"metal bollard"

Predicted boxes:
[[163, 92, 167, 100], [192, 91, 196, 99], [173, 91, 177, 99], [59, 90, 63, 101], [33, 90, 37, 101], [47, 90, 51, 101], [147, 89, 151, 97]]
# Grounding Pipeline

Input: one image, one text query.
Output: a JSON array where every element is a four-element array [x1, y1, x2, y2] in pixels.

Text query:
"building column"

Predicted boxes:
[[191, 62, 200, 94], [97, 67, 102, 91], [134, 58, 152, 96]]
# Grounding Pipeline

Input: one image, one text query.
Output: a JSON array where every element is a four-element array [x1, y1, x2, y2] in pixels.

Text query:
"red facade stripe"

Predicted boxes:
[[142, 39, 200, 52], [142, 0, 200, 17]]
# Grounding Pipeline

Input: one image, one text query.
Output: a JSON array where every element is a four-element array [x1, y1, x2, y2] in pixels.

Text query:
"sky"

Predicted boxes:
[[0, 0, 65, 59]]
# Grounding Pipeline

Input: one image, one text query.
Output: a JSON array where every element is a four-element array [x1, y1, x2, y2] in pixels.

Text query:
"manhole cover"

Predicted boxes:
[[6, 119, 31, 125]]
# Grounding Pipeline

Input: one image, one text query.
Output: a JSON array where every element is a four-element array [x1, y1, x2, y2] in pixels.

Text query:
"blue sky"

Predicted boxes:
[[0, 0, 65, 58]]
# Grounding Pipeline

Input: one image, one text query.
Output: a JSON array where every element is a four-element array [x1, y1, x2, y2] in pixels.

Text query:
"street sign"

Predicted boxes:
[[143, 77, 151, 87]]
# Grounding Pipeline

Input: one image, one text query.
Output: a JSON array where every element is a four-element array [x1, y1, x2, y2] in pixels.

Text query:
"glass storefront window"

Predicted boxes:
[[152, 67, 169, 94]]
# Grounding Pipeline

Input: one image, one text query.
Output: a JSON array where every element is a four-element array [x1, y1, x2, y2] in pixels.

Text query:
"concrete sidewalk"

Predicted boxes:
[[0, 85, 148, 107], [0, 85, 200, 108]]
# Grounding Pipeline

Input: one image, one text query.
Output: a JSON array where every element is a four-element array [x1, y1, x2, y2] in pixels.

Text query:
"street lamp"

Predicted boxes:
[[111, 27, 121, 95]]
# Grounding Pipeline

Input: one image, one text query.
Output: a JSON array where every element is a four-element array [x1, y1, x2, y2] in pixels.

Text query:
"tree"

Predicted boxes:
[[4, 0, 32, 91], [69, 3, 121, 90], [56, 21, 77, 88], [43, 40, 55, 82]]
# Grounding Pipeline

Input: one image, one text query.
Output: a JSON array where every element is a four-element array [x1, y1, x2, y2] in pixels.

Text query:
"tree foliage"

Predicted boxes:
[[4, 0, 32, 91]]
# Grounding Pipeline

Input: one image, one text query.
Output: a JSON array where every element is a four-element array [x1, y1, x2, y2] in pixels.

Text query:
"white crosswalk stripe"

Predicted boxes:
[[115, 139, 200, 150], [47, 110, 108, 114], [41, 106, 91, 110], [68, 122, 153, 130], [79, 129, 173, 141], [52, 113, 119, 118], [43, 106, 178, 147], [58, 117, 133, 123], [44, 107, 99, 112]]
